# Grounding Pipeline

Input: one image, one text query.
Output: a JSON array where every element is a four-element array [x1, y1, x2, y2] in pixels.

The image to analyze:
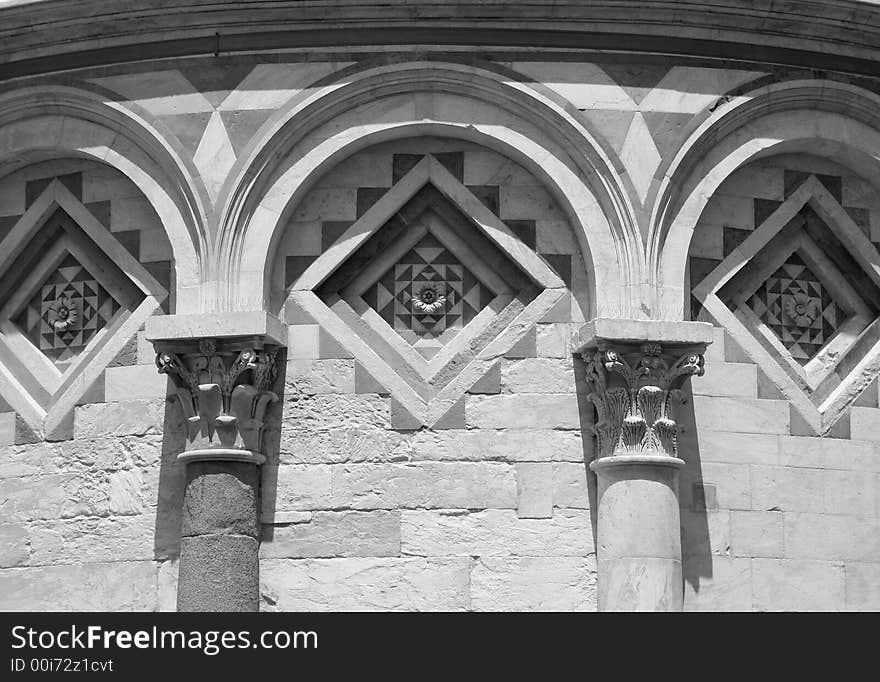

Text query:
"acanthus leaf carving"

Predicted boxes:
[[583, 343, 705, 458], [156, 339, 279, 458]]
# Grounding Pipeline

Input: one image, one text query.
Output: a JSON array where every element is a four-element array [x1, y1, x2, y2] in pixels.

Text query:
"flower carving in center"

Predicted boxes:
[[47, 294, 80, 332], [783, 293, 819, 327], [411, 282, 447, 314]]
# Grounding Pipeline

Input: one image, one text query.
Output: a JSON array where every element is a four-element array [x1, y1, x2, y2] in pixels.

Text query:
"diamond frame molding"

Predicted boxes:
[[693, 175, 880, 433], [0, 180, 168, 438], [288, 154, 566, 426]]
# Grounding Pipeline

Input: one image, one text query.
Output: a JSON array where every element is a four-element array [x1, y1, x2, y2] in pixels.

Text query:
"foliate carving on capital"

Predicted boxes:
[[582, 343, 705, 458], [156, 339, 279, 457]]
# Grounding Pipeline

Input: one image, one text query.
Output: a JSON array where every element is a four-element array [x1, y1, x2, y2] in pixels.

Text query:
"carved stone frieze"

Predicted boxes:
[[582, 343, 705, 458], [156, 338, 279, 460]]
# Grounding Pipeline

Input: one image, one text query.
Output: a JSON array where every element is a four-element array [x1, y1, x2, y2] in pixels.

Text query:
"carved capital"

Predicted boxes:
[[582, 343, 705, 459], [155, 338, 279, 462]]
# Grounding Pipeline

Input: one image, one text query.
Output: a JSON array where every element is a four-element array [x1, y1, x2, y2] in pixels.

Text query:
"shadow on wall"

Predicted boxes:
[[677, 384, 712, 599], [572, 353, 599, 556], [250, 348, 288, 558], [153, 399, 187, 562]]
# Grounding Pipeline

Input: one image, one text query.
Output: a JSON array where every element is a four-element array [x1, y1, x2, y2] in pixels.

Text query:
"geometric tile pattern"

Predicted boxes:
[[295, 154, 566, 427], [692, 173, 880, 435], [363, 233, 494, 349], [13, 253, 121, 362], [745, 252, 840, 364]]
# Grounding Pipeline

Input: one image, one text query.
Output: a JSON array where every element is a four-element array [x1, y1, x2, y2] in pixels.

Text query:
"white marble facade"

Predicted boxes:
[[1, 0, 879, 612]]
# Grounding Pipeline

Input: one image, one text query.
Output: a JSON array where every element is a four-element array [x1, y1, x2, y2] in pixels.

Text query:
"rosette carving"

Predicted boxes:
[[583, 343, 705, 458], [156, 338, 279, 457]]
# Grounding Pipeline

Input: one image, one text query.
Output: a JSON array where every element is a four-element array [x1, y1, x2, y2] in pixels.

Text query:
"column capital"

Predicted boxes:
[[572, 319, 714, 460], [154, 336, 281, 464]]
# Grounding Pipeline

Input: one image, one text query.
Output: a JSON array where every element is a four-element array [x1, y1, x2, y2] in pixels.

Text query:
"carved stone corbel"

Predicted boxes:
[[582, 343, 705, 459], [155, 338, 279, 464]]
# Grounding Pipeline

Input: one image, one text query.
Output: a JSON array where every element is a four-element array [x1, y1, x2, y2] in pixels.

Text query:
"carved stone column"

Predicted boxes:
[[573, 319, 713, 612], [155, 336, 279, 612]]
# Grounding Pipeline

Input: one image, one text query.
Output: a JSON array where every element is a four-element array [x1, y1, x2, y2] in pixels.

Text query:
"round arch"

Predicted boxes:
[[220, 61, 641, 318], [650, 80, 880, 318], [0, 86, 207, 313]]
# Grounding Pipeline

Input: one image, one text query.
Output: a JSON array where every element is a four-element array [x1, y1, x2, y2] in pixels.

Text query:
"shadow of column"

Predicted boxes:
[[572, 353, 599, 554], [153, 397, 186, 561], [676, 380, 712, 598], [255, 347, 287, 550]]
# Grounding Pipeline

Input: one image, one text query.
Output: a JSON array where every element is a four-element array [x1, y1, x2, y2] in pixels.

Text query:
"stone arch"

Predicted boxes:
[[220, 61, 640, 318], [0, 86, 206, 313], [650, 80, 880, 318]]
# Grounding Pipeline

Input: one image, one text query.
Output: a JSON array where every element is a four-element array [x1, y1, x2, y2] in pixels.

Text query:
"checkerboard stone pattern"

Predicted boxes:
[[744, 252, 840, 364], [13, 252, 122, 362], [362, 233, 495, 355]]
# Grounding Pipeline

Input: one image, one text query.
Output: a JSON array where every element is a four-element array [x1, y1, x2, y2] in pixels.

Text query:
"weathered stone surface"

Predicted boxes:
[[400, 509, 592, 556], [411, 429, 586, 462], [783, 513, 880, 562], [261, 465, 332, 515], [516, 463, 553, 518], [0, 474, 74, 521], [845, 562, 880, 611], [692, 396, 790, 434], [466, 395, 582, 429], [277, 428, 412, 464], [283, 394, 390, 431], [331, 462, 516, 510], [28, 515, 156, 564], [535, 323, 575, 358], [0, 561, 158, 611], [501, 358, 576, 394], [260, 511, 400, 558], [182, 462, 259, 538], [729, 511, 784, 558], [157, 558, 179, 612], [752, 558, 845, 611], [285, 359, 356, 395], [598, 557, 682, 612], [680, 510, 731, 558], [688, 462, 751, 510], [683, 557, 753, 611], [750, 466, 825, 512], [691, 430, 779, 466], [0, 524, 28, 567], [108, 468, 147, 515], [823, 469, 876, 517], [104, 365, 169, 401], [552, 462, 590, 509], [260, 558, 472, 611], [471, 557, 598, 611], [178, 535, 259, 612], [74, 400, 166, 439]]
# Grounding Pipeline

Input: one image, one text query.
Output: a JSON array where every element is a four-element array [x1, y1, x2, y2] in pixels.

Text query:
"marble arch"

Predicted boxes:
[[0, 85, 205, 313], [651, 79, 880, 318], [220, 62, 640, 318]]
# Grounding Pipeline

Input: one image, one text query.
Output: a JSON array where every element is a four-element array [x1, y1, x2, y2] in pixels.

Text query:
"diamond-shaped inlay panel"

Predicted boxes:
[[364, 233, 495, 350], [745, 252, 841, 364], [13, 253, 122, 362], [693, 174, 880, 434], [0, 179, 168, 439], [293, 154, 566, 427]]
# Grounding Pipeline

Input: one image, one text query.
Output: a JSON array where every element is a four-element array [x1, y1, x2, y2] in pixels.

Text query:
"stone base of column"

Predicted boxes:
[[177, 457, 261, 612], [591, 454, 684, 612]]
